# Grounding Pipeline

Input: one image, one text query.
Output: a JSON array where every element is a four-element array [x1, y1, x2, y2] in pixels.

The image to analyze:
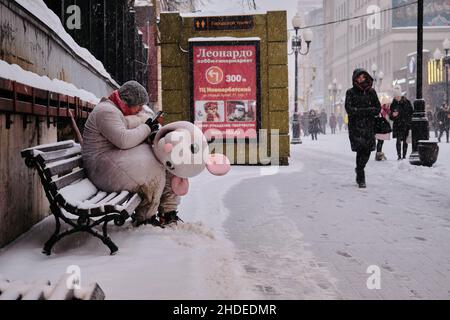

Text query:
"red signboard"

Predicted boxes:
[[190, 41, 260, 140]]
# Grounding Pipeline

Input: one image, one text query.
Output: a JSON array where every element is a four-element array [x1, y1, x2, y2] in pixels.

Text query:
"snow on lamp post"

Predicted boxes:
[[371, 63, 384, 91], [290, 13, 313, 145]]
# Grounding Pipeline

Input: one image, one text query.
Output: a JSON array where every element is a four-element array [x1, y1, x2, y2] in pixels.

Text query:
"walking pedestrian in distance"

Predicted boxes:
[[345, 69, 381, 188], [375, 97, 391, 161], [329, 113, 337, 134], [390, 89, 414, 160], [319, 109, 328, 135], [337, 113, 344, 132], [437, 104, 450, 143], [309, 110, 321, 141]]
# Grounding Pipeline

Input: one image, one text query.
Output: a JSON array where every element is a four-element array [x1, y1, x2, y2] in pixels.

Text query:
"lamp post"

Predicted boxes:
[[410, 0, 430, 165], [434, 39, 450, 106], [328, 79, 341, 115], [290, 13, 313, 145], [371, 63, 384, 91]]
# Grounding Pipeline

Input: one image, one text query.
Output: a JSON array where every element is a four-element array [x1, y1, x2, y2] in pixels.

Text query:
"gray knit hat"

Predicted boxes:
[[118, 81, 149, 106]]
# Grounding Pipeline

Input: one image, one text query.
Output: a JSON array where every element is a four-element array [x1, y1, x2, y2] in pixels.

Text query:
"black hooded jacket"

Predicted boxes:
[[344, 69, 381, 152], [389, 96, 414, 139]]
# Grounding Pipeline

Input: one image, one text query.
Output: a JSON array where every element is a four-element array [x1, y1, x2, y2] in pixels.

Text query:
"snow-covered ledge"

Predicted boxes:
[[1, 0, 118, 98]]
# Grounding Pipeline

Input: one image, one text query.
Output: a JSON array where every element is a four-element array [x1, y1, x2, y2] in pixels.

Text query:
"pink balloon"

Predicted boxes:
[[171, 176, 189, 196], [206, 154, 231, 176]]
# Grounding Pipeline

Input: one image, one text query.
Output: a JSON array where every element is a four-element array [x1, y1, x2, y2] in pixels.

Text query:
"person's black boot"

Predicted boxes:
[[158, 211, 184, 226], [134, 215, 164, 228], [356, 169, 366, 188]]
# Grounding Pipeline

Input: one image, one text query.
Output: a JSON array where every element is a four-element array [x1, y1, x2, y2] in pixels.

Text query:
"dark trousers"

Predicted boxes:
[[331, 127, 336, 134], [311, 132, 318, 140], [396, 138, 408, 158], [376, 140, 384, 153], [356, 150, 371, 171]]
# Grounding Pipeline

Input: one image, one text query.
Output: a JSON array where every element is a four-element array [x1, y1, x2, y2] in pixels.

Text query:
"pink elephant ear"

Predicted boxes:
[[206, 154, 231, 176], [171, 176, 189, 196]]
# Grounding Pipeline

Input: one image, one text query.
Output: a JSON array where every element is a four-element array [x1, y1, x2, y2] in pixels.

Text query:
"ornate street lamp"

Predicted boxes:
[[434, 39, 450, 106], [290, 13, 313, 145], [328, 79, 341, 115], [371, 63, 384, 90]]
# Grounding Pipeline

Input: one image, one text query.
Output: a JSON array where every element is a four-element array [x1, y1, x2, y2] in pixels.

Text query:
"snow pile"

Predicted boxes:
[[0, 60, 100, 104], [14, 0, 119, 88], [0, 166, 259, 299]]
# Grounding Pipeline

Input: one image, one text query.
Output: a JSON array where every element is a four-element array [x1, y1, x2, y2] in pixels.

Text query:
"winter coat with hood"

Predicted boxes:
[[389, 96, 414, 139], [309, 112, 321, 134], [81, 97, 164, 193], [329, 114, 337, 128], [344, 68, 381, 152]]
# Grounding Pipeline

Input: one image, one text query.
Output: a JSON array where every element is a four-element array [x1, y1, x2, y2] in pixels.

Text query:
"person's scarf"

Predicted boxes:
[[354, 79, 372, 93], [108, 90, 133, 116]]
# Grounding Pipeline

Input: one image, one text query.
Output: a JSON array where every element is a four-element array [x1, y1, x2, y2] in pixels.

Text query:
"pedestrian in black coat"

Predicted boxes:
[[389, 92, 413, 160], [344, 68, 381, 188], [319, 110, 328, 134], [309, 110, 321, 141], [437, 104, 450, 143]]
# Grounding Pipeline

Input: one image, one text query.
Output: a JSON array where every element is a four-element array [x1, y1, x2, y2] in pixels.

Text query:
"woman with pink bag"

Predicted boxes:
[[375, 97, 392, 161]]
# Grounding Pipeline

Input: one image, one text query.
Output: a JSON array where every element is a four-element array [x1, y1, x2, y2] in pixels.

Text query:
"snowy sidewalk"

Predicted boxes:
[[0, 132, 449, 300], [0, 169, 261, 300], [224, 132, 450, 299]]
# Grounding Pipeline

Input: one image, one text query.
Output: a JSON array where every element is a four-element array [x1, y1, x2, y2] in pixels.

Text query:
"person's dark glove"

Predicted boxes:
[[145, 117, 161, 142], [145, 117, 161, 132]]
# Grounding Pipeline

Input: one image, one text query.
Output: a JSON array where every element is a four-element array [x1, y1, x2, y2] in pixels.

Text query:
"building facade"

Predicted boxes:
[[323, 0, 449, 114], [305, 7, 325, 110]]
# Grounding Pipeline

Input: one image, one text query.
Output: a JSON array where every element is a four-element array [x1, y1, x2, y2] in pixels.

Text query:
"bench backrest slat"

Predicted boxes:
[[37, 146, 82, 165], [51, 169, 86, 192], [21, 141, 75, 159], [44, 156, 83, 178]]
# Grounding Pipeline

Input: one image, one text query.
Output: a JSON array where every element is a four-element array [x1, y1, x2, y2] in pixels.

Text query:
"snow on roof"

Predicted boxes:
[[189, 37, 261, 42], [134, 0, 153, 7], [14, 0, 119, 88], [0, 59, 100, 104]]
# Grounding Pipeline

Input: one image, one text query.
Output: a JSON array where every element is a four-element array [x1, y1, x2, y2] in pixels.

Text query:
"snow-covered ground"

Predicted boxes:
[[0, 132, 449, 299]]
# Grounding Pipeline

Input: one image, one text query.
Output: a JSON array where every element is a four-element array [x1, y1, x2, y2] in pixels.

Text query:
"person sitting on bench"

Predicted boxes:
[[82, 81, 180, 227]]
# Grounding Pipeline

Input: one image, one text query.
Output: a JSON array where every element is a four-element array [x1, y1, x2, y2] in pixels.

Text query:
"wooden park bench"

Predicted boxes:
[[21, 140, 142, 255]]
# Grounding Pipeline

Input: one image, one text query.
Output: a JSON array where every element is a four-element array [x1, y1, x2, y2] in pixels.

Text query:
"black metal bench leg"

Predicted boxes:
[[87, 226, 119, 256], [43, 214, 62, 256]]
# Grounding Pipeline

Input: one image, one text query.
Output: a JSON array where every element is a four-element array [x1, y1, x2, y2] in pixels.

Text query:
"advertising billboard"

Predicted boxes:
[[392, 0, 450, 27], [190, 41, 261, 140]]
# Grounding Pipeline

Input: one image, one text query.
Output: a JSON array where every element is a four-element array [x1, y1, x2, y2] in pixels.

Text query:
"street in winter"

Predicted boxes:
[[1, 0, 450, 305], [1, 132, 450, 300]]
